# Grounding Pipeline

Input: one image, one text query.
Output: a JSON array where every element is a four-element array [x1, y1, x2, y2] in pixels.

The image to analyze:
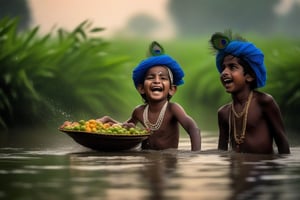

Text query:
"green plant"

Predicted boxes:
[[0, 18, 131, 129], [1, 19, 300, 132], [263, 39, 300, 129]]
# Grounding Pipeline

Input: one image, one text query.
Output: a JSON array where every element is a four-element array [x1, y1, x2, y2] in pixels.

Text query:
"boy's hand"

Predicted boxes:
[[96, 116, 118, 124], [121, 122, 135, 129]]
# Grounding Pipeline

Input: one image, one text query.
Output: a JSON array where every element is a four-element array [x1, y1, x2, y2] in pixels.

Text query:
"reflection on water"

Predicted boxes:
[[225, 153, 299, 200], [0, 133, 299, 200]]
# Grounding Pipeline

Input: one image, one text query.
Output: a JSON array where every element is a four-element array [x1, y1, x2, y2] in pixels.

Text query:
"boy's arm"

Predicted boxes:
[[98, 106, 142, 127], [171, 103, 201, 151], [97, 116, 120, 124], [263, 95, 290, 154], [217, 106, 230, 151], [125, 106, 142, 125]]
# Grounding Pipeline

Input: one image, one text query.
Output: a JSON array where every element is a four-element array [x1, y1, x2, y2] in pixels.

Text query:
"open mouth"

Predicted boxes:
[[223, 78, 233, 85], [151, 86, 163, 92]]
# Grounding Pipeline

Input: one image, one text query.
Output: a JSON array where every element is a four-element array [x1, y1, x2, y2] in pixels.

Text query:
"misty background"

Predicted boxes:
[[0, 0, 299, 135], [1, 0, 299, 38]]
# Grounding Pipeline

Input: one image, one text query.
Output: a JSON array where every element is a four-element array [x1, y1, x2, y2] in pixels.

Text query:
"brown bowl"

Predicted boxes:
[[59, 129, 150, 151]]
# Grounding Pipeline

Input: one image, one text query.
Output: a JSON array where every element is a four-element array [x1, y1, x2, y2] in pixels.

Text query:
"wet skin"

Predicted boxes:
[[217, 55, 290, 154], [100, 66, 201, 151]]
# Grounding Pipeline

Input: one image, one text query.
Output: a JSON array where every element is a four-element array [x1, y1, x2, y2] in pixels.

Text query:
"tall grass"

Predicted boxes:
[[110, 36, 300, 131], [261, 38, 300, 129], [1, 18, 299, 133], [0, 18, 132, 129]]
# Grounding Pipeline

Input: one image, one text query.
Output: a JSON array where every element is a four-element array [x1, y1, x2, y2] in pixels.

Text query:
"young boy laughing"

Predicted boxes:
[[210, 31, 290, 154], [99, 42, 201, 151]]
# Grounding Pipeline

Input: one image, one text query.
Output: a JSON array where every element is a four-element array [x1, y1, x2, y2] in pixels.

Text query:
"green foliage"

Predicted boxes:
[[164, 39, 230, 130], [262, 38, 300, 129], [182, 37, 300, 131], [1, 18, 300, 132], [114, 37, 300, 131], [0, 18, 131, 129]]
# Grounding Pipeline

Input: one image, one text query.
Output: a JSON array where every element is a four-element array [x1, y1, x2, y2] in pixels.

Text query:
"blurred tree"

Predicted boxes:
[[168, 0, 277, 37], [0, 0, 31, 30], [126, 14, 161, 36], [275, 2, 300, 36]]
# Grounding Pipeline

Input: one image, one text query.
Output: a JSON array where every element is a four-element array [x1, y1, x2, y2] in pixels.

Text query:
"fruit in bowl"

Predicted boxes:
[[59, 119, 150, 151], [60, 119, 150, 135]]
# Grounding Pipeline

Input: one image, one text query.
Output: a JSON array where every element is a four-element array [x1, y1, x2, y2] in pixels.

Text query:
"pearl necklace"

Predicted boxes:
[[229, 91, 253, 146], [143, 101, 168, 131]]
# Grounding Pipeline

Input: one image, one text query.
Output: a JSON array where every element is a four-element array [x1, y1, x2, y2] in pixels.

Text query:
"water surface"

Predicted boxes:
[[0, 131, 299, 200]]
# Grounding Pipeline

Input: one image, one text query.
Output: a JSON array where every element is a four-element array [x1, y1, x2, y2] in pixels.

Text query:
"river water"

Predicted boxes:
[[0, 130, 299, 200]]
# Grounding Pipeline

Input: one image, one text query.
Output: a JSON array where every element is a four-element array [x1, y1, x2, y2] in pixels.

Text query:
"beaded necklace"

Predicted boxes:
[[143, 101, 168, 131], [228, 91, 253, 149]]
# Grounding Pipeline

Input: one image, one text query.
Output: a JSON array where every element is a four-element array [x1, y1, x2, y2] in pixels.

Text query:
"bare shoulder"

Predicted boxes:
[[133, 104, 146, 110], [254, 91, 276, 105], [218, 103, 231, 118], [168, 102, 188, 116], [168, 102, 183, 109], [218, 103, 231, 112], [131, 104, 146, 115], [127, 104, 145, 124]]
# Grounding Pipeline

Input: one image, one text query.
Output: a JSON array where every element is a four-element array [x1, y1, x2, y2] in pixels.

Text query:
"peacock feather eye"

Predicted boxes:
[[147, 41, 165, 57], [210, 32, 230, 50]]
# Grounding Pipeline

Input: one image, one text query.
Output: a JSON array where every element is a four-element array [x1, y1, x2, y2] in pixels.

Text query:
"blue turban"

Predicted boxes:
[[216, 41, 267, 88], [132, 54, 184, 88]]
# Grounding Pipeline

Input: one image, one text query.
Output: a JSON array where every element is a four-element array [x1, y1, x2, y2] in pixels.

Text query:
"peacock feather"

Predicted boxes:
[[147, 41, 165, 57], [210, 32, 230, 50], [210, 29, 247, 52]]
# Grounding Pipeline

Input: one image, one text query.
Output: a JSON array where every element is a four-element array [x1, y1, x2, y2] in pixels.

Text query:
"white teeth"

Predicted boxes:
[[223, 79, 232, 83], [151, 87, 163, 92]]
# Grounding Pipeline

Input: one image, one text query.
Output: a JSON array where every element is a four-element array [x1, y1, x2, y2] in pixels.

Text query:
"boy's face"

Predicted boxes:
[[138, 66, 176, 102], [220, 55, 254, 93]]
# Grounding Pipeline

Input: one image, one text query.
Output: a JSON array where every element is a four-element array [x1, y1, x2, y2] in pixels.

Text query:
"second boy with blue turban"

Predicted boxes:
[[215, 40, 266, 88], [211, 31, 290, 154]]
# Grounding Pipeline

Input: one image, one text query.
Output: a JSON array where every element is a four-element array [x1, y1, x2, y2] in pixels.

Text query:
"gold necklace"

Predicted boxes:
[[231, 91, 253, 118], [229, 91, 253, 146], [143, 101, 168, 131]]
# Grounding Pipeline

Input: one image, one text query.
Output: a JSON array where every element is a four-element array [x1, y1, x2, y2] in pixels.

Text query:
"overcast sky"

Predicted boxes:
[[28, 0, 175, 38]]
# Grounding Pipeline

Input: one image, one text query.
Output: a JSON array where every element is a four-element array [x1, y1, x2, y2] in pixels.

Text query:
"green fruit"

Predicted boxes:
[[80, 126, 86, 131], [64, 126, 72, 130], [79, 120, 85, 125], [73, 125, 80, 130]]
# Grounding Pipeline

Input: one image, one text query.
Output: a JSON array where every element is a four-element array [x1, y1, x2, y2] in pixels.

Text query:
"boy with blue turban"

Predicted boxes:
[[99, 41, 201, 151], [210, 31, 290, 154]]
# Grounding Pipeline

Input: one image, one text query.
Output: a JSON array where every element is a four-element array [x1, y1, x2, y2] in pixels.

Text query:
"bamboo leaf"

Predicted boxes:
[[90, 27, 105, 33]]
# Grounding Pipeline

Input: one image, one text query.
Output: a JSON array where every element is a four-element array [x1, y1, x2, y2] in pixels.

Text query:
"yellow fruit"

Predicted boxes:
[[89, 123, 96, 128], [88, 119, 96, 124], [103, 123, 111, 129]]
